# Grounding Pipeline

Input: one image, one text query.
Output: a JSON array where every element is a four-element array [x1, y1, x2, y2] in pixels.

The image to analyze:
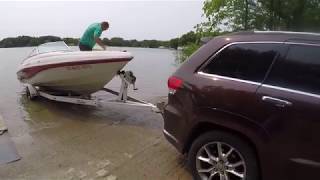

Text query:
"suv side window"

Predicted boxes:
[[266, 44, 320, 94], [202, 43, 281, 82]]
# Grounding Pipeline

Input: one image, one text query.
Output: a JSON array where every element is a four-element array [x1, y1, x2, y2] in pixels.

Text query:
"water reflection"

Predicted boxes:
[[174, 49, 184, 66], [18, 90, 163, 133]]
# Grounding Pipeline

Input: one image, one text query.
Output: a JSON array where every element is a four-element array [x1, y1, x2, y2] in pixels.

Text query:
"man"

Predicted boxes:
[[79, 22, 109, 51]]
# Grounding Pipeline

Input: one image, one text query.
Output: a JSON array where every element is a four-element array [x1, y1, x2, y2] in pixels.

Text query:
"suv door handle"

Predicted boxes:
[[262, 96, 292, 108]]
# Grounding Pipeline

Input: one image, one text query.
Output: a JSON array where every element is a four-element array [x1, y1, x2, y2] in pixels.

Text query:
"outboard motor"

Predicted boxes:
[[117, 70, 138, 102]]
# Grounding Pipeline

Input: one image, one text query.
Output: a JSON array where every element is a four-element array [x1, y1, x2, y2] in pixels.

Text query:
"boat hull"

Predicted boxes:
[[17, 51, 133, 95], [28, 61, 127, 95]]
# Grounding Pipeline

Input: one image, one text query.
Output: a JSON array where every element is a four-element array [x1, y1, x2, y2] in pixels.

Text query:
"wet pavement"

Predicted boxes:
[[0, 94, 192, 180]]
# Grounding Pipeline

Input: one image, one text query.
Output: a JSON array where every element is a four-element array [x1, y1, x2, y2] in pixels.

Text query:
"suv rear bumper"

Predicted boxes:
[[163, 129, 184, 152], [162, 104, 187, 153]]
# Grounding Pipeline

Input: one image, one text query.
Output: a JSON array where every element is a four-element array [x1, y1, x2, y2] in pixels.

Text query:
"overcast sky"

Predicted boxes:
[[0, 0, 205, 40]]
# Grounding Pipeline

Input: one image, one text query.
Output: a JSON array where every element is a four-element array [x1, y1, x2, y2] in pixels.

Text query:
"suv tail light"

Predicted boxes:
[[168, 76, 183, 94]]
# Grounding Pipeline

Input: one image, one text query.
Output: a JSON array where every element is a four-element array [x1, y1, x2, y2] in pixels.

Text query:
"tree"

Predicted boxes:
[[128, 39, 139, 47], [109, 37, 125, 46], [259, 0, 320, 31], [38, 36, 61, 44], [102, 38, 110, 45], [200, 0, 258, 32], [179, 31, 198, 46], [200, 0, 320, 33], [63, 38, 79, 46], [169, 38, 179, 49]]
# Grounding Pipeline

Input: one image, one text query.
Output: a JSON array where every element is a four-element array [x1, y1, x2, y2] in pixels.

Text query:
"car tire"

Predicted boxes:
[[188, 131, 259, 180]]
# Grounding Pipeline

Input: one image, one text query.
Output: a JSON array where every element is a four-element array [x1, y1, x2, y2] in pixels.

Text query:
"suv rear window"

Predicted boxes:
[[202, 43, 280, 82], [266, 44, 320, 94]]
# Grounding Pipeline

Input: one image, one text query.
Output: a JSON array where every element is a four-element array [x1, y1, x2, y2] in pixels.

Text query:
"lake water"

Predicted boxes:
[[0, 47, 178, 137]]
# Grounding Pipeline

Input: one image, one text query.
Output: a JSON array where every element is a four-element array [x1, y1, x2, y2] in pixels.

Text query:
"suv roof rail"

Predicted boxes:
[[254, 31, 320, 36], [228, 31, 254, 35]]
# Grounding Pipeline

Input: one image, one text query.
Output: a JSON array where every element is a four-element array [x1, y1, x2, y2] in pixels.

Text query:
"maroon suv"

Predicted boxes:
[[163, 31, 320, 180]]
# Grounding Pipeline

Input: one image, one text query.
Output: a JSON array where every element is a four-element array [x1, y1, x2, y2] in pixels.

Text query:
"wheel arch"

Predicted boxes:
[[183, 121, 263, 179]]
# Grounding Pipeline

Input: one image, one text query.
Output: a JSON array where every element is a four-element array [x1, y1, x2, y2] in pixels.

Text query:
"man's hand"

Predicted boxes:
[[95, 37, 107, 50]]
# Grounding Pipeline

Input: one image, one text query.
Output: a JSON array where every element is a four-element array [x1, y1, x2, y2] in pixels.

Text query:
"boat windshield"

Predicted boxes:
[[38, 41, 71, 54], [28, 41, 71, 57]]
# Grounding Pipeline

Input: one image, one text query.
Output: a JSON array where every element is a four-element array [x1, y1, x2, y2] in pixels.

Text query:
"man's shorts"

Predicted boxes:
[[79, 43, 92, 51]]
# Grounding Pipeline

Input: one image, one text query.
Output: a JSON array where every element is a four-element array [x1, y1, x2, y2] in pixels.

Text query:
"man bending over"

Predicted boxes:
[[79, 21, 109, 51]]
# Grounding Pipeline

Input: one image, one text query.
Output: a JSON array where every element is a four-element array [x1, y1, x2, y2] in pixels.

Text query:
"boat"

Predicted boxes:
[[17, 41, 133, 95]]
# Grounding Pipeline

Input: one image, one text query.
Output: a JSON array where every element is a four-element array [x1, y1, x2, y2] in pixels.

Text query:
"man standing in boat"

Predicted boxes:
[[79, 22, 109, 51]]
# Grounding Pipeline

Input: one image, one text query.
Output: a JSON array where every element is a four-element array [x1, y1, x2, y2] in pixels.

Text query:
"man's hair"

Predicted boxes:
[[101, 21, 109, 30]]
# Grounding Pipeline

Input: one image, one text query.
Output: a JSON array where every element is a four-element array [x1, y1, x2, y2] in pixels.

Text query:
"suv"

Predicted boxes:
[[163, 31, 320, 180]]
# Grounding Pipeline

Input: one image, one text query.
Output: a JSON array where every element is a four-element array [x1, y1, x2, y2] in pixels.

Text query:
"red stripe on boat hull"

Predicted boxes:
[[18, 58, 132, 79]]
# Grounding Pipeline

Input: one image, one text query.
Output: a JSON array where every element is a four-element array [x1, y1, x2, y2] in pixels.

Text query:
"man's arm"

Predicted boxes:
[[95, 37, 106, 50]]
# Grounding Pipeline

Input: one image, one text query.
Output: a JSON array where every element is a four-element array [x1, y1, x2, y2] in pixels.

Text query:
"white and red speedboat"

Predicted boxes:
[[17, 41, 133, 95]]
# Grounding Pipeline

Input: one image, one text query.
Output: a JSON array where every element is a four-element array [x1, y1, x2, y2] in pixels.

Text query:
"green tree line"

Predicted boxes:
[[0, 35, 198, 49], [101, 37, 169, 48], [0, 36, 62, 48]]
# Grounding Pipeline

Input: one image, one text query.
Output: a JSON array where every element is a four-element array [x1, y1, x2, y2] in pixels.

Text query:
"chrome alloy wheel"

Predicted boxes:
[[196, 142, 246, 180]]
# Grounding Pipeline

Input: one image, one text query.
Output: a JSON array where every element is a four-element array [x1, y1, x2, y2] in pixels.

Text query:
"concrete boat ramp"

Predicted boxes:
[[0, 114, 20, 165], [0, 96, 191, 180]]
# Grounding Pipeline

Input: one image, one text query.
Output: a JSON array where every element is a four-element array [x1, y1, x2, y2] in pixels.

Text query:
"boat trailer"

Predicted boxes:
[[25, 71, 160, 112]]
